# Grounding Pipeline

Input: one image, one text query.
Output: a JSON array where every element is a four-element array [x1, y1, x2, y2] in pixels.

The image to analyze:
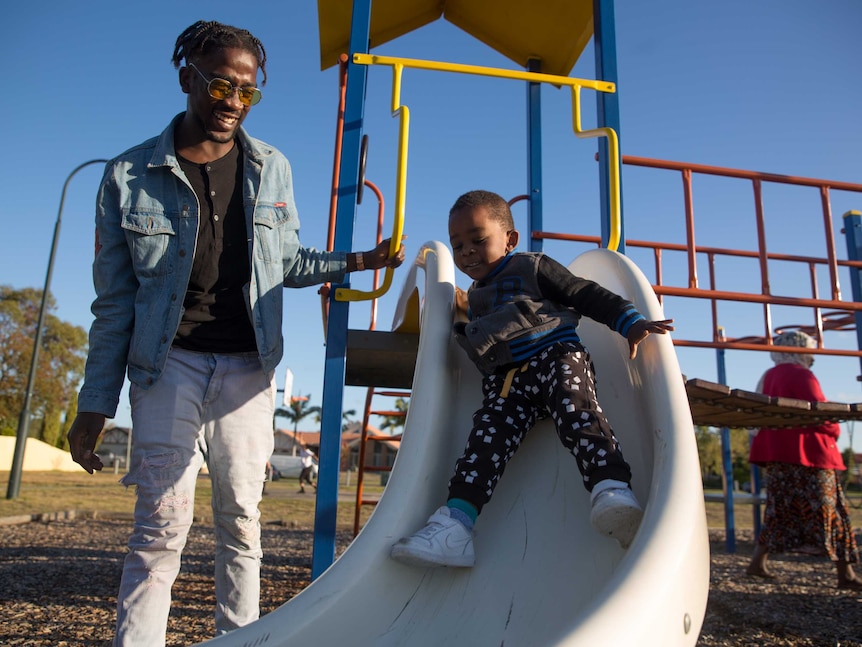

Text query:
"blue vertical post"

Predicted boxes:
[[592, 0, 625, 253], [842, 210, 862, 516], [716, 332, 736, 553], [841, 210, 862, 384], [312, 0, 372, 579], [526, 58, 543, 252]]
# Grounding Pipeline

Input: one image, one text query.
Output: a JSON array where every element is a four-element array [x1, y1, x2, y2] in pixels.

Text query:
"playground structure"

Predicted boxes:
[[207, 241, 709, 646], [204, 1, 862, 645]]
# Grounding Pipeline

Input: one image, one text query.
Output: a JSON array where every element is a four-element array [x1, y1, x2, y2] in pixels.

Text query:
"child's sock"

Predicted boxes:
[[446, 498, 478, 530]]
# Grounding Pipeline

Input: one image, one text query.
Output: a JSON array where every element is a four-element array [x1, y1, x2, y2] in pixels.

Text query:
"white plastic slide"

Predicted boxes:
[[204, 243, 710, 647]]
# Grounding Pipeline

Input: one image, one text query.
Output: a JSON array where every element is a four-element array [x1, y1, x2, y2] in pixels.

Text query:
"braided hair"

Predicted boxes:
[[171, 20, 268, 85]]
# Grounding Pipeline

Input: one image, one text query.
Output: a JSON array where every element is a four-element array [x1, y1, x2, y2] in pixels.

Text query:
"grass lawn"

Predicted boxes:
[[703, 488, 862, 531], [0, 470, 384, 531], [3, 472, 860, 534]]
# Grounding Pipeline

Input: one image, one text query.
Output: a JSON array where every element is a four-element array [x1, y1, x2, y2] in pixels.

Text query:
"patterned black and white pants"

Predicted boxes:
[[448, 341, 633, 513]]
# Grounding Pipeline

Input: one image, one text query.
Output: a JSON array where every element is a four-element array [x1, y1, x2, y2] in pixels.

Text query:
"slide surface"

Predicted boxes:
[[204, 243, 710, 647]]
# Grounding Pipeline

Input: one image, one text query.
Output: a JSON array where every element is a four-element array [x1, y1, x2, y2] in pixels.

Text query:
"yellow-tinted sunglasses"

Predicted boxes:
[[189, 63, 262, 107]]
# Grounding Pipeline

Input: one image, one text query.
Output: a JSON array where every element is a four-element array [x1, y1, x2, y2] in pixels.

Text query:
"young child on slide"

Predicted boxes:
[[390, 190, 674, 567]]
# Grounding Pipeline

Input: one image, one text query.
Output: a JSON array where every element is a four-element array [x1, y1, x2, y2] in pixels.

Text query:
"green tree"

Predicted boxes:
[[694, 425, 753, 489], [378, 397, 409, 434], [314, 408, 358, 431], [341, 408, 357, 431], [695, 426, 721, 480], [842, 447, 858, 492], [58, 391, 78, 450], [842, 447, 856, 471], [275, 395, 321, 448], [0, 286, 87, 438], [38, 403, 63, 448], [729, 427, 754, 488]]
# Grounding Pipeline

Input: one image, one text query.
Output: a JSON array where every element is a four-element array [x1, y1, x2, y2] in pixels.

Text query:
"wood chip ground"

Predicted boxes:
[[1, 519, 859, 646]]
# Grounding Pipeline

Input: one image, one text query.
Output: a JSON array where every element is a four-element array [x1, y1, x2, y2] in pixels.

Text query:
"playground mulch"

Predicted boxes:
[[0, 518, 859, 646]]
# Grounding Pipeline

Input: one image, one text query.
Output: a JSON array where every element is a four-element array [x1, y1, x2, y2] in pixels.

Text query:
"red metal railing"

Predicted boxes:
[[534, 155, 862, 359]]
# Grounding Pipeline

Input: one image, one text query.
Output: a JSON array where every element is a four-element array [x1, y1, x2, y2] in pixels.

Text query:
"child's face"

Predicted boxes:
[[449, 206, 519, 281]]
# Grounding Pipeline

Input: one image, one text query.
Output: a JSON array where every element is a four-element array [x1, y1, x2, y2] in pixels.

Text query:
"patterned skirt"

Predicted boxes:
[[758, 462, 859, 563]]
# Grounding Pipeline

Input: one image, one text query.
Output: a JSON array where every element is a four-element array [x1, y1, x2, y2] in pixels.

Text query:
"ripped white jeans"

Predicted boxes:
[[114, 347, 275, 647]]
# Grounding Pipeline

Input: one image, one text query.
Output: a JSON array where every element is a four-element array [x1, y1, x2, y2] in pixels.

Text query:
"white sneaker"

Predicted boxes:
[[390, 506, 475, 567], [590, 482, 643, 549]]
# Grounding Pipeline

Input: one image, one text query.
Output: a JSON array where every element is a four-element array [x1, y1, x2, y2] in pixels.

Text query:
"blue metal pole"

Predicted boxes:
[[312, 0, 372, 578], [716, 330, 736, 553], [841, 210, 862, 524], [526, 58, 543, 253], [841, 210, 862, 384], [592, 0, 625, 253]]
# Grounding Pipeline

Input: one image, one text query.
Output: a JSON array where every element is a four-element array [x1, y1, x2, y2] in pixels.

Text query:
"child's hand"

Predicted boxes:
[[454, 287, 469, 319], [627, 319, 674, 359]]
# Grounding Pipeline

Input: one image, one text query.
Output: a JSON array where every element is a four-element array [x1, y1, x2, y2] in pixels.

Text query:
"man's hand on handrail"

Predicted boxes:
[[348, 236, 407, 272]]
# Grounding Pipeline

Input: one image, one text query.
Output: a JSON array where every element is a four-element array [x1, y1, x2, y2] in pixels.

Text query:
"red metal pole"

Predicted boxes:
[[682, 168, 698, 289]]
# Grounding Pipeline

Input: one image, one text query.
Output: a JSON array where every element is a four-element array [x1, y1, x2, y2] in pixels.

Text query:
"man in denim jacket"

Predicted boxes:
[[67, 20, 404, 646]]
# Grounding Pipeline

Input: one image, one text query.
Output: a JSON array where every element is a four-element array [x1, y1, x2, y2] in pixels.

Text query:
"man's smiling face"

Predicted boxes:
[[181, 47, 259, 146]]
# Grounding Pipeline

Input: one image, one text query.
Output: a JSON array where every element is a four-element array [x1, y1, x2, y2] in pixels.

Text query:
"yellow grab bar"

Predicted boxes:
[[339, 53, 622, 302], [570, 85, 621, 251], [336, 62, 409, 302], [354, 53, 615, 93], [353, 53, 622, 253]]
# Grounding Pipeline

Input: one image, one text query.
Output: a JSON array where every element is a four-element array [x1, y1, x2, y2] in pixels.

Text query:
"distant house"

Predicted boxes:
[[342, 422, 401, 472], [274, 422, 401, 473], [273, 428, 312, 456], [97, 426, 132, 467], [273, 427, 356, 472]]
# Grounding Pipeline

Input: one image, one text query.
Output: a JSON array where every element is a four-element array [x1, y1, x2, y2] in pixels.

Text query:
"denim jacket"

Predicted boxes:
[[78, 113, 348, 417]]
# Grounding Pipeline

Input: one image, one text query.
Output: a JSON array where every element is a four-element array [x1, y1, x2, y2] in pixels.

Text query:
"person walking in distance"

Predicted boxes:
[[298, 447, 317, 493]]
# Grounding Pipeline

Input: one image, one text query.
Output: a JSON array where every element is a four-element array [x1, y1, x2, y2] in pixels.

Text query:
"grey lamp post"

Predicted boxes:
[[6, 158, 109, 499]]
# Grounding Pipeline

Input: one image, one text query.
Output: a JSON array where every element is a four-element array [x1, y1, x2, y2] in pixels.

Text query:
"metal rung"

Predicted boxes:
[[365, 435, 401, 443]]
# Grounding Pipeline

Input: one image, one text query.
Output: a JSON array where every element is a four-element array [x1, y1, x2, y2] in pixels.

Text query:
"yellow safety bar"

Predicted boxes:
[[570, 84, 621, 251], [335, 65, 409, 302], [350, 53, 622, 253]]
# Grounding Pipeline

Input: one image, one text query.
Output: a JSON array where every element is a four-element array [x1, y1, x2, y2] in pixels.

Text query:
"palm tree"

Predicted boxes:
[[314, 408, 358, 431], [378, 397, 409, 435], [275, 395, 321, 454], [341, 408, 358, 431]]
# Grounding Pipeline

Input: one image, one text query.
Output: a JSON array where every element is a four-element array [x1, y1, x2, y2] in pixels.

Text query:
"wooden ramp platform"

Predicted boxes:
[[685, 378, 862, 429], [345, 331, 862, 429]]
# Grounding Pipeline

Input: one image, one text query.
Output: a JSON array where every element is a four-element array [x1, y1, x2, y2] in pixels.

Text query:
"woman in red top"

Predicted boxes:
[[746, 330, 860, 589]]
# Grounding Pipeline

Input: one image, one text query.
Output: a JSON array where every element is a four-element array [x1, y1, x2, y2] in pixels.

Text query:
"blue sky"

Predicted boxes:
[[3, 1, 862, 451]]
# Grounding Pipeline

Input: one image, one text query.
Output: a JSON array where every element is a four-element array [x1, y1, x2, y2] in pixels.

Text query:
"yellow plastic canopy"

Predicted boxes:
[[317, 0, 594, 76]]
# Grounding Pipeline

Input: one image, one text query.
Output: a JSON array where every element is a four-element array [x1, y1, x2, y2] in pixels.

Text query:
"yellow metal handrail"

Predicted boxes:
[[349, 53, 622, 252], [570, 85, 621, 251], [335, 62, 409, 302]]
